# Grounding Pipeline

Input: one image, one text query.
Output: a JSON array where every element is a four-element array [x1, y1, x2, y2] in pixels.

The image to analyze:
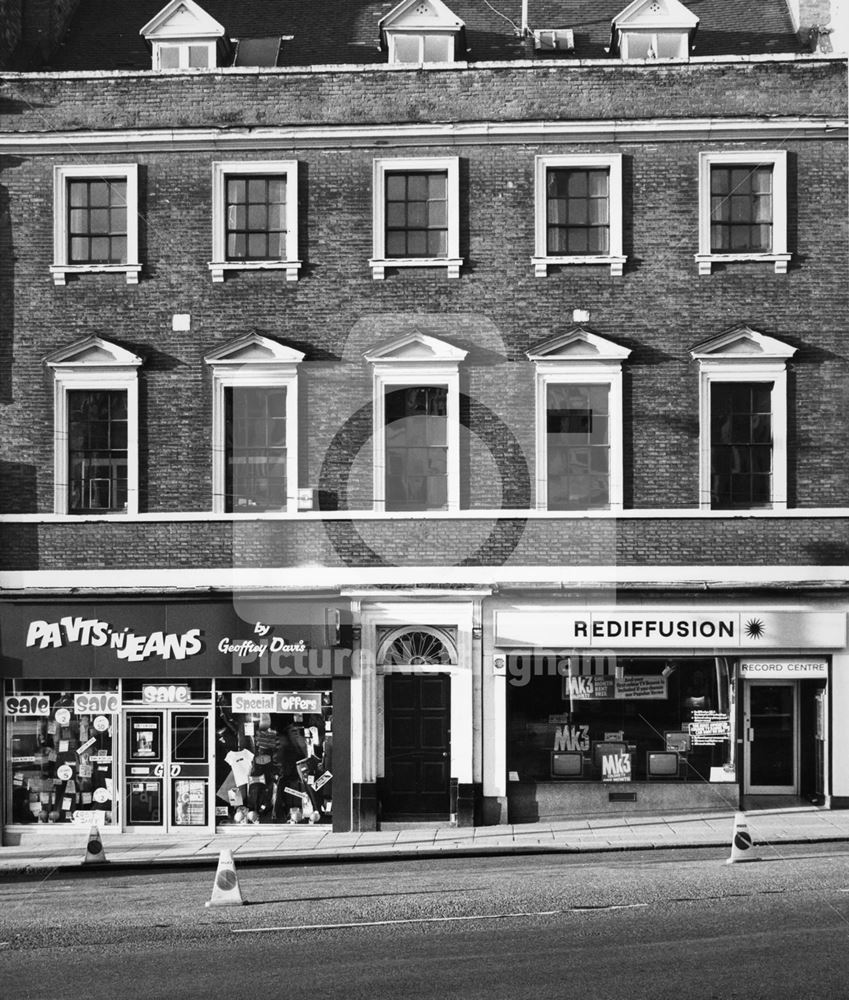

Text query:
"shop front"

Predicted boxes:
[[487, 602, 845, 822], [0, 597, 352, 841]]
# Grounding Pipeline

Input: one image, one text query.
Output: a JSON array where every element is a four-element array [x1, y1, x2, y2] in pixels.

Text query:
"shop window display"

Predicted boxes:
[[4, 680, 117, 825], [507, 657, 732, 783], [215, 681, 333, 825]]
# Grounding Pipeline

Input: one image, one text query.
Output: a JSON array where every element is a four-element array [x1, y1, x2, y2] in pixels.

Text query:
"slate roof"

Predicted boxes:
[[41, 0, 800, 72]]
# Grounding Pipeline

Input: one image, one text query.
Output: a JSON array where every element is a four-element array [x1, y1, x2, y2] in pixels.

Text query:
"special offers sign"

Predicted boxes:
[[495, 611, 846, 650]]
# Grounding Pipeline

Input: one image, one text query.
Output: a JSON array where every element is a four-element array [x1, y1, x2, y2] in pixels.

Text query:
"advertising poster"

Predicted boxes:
[[128, 715, 161, 761]]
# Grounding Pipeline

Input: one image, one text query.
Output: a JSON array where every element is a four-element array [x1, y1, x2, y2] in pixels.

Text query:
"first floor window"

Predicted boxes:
[[67, 178, 128, 265], [710, 165, 773, 253], [225, 175, 287, 261], [710, 382, 773, 509], [225, 386, 287, 511], [68, 389, 128, 512], [546, 383, 610, 510], [385, 385, 448, 511]]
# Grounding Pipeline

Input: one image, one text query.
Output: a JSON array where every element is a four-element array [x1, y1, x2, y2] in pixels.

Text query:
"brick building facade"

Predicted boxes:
[[0, 0, 847, 841]]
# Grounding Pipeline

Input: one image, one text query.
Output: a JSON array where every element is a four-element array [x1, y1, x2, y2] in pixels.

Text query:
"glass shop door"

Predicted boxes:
[[744, 682, 799, 795], [123, 710, 212, 832]]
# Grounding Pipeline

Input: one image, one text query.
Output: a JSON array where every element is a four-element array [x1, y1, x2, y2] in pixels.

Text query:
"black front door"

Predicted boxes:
[[383, 674, 450, 818]]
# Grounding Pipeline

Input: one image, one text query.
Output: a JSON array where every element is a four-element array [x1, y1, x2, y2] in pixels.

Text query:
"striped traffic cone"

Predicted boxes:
[[82, 824, 109, 866], [726, 812, 759, 864], [205, 849, 245, 907]]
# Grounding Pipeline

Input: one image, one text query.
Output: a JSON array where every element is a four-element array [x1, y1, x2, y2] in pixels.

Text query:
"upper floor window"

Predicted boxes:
[[379, 0, 464, 66], [209, 161, 300, 282], [140, 0, 224, 71], [691, 326, 796, 511], [45, 337, 142, 515], [533, 155, 625, 276], [204, 333, 304, 513], [527, 328, 630, 511], [51, 165, 140, 286], [371, 158, 462, 279], [696, 152, 790, 274], [365, 333, 467, 511], [612, 0, 697, 61]]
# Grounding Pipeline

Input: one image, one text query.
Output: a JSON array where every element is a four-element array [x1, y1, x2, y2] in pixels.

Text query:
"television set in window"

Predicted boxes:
[[551, 751, 584, 778], [647, 751, 681, 780]]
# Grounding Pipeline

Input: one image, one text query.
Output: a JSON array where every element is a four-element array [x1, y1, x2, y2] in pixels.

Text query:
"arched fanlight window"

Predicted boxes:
[[379, 627, 455, 665]]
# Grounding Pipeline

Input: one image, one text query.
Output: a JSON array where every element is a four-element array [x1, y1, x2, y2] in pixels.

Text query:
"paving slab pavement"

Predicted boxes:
[[2, 806, 848, 875]]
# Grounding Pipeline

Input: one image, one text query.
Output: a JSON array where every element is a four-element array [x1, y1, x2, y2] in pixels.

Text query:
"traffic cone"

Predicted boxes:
[[726, 812, 759, 864], [204, 849, 245, 907], [82, 824, 109, 866]]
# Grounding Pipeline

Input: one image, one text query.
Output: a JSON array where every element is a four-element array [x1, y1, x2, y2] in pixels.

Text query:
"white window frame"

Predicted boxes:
[[370, 157, 462, 279], [386, 30, 457, 64], [532, 154, 626, 277], [696, 150, 790, 275], [692, 329, 795, 511], [204, 335, 303, 514], [528, 331, 629, 511], [619, 29, 689, 60], [209, 161, 301, 282], [46, 337, 142, 516], [51, 164, 140, 286], [152, 39, 216, 69], [365, 334, 466, 512]]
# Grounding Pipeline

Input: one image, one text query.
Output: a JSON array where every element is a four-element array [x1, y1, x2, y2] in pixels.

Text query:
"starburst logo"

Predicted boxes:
[[744, 618, 765, 639]]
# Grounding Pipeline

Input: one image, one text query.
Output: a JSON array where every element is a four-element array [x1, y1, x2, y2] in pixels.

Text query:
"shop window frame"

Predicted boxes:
[[51, 164, 140, 286]]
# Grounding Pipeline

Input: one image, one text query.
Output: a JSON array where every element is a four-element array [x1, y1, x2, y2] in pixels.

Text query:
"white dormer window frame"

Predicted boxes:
[[533, 154, 626, 277], [141, 0, 224, 71], [209, 161, 301, 282], [380, 0, 464, 66], [691, 327, 796, 512], [51, 164, 140, 286], [370, 157, 462, 280], [152, 39, 216, 69], [204, 334, 304, 514], [527, 329, 630, 511], [696, 150, 790, 275], [613, 0, 697, 61], [45, 337, 142, 516], [619, 29, 689, 59], [364, 333, 467, 512]]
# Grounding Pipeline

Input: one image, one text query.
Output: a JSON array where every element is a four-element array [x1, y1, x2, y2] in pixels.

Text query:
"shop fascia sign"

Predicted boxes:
[[739, 658, 828, 679], [230, 691, 322, 714], [495, 611, 846, 650], [23, 615, 310, 663]]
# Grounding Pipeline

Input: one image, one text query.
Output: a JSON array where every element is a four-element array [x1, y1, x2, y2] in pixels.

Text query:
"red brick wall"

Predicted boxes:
[[0, 60, 846, 573]]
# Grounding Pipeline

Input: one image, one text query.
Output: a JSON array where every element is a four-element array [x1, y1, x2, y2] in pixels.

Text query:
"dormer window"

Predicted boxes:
[[380, 0, 465, 66], [612, 0, 698, 61], [140, 0, 225, 71]]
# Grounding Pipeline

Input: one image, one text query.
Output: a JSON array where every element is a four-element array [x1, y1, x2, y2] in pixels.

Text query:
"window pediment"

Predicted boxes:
[[614, 0, 698, 31], [526, 327, 631, 364], [204, 333, 305, 368], [140, 0, 224, 41], [690, 326, 796, 362], [380, 0, 464, 32], [364, 332, 467, 366], [45, 336, 143, 371]]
